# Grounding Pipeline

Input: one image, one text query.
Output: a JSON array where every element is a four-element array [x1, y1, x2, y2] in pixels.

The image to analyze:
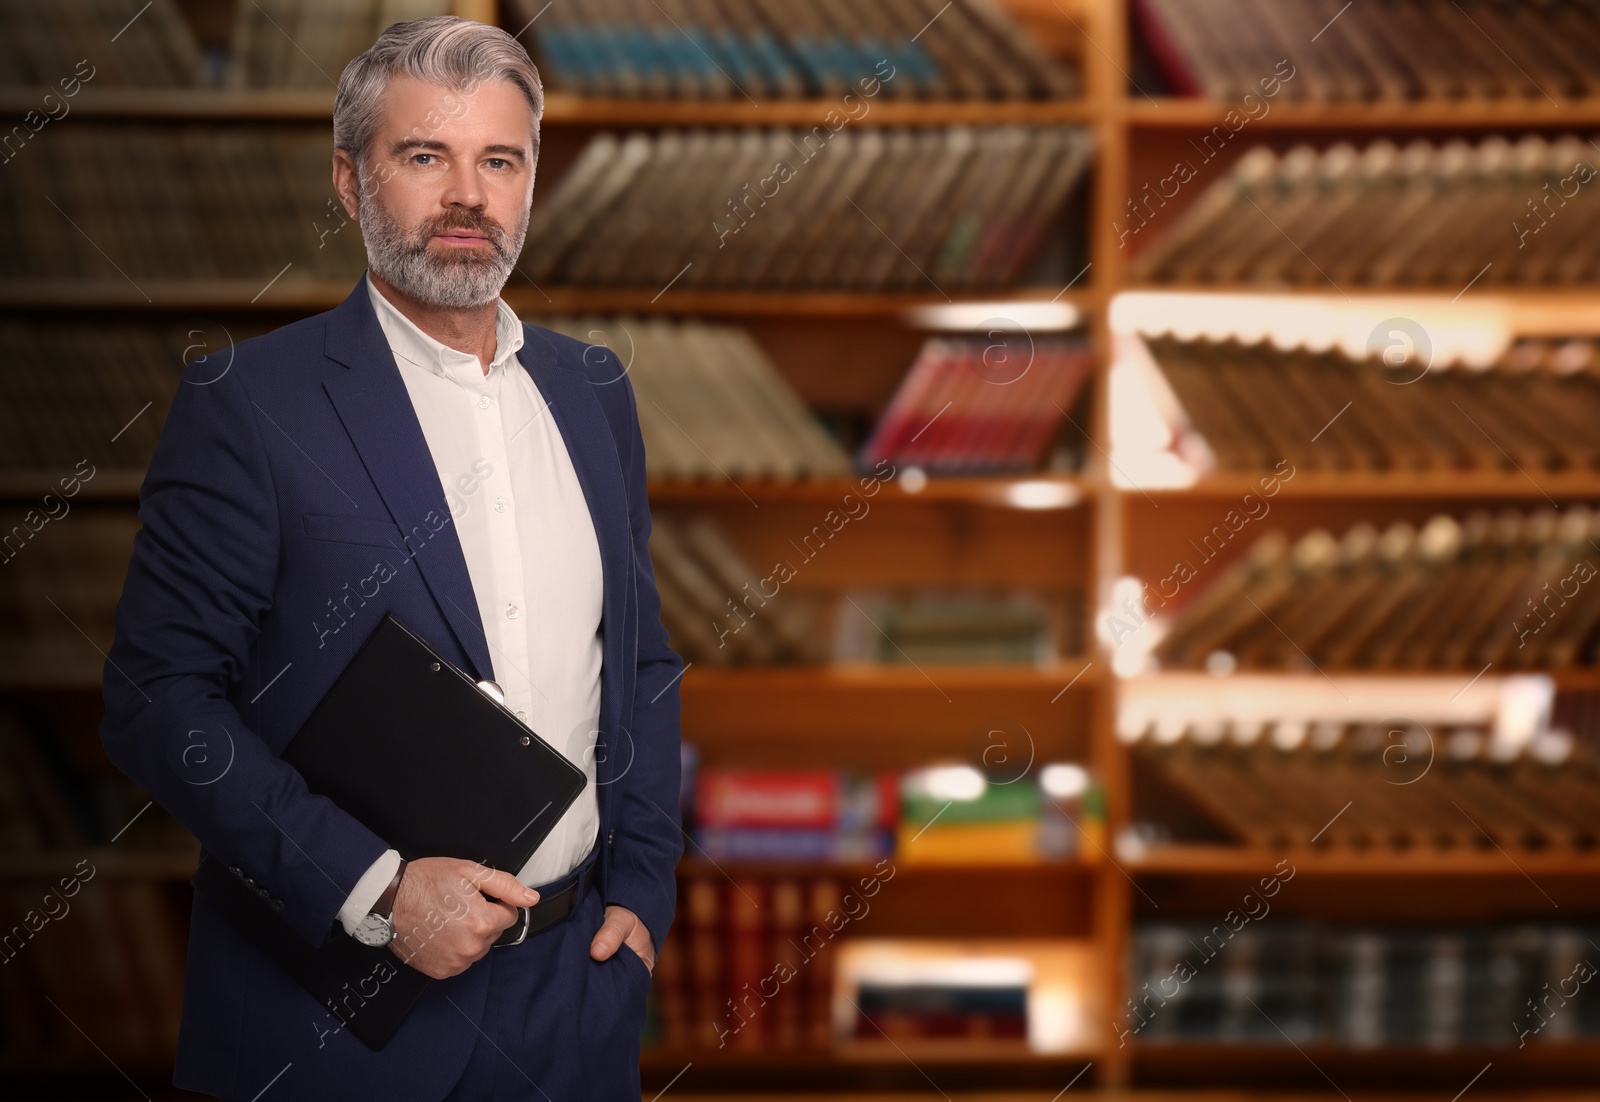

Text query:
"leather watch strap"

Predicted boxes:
[[373, 858, 408, 920]]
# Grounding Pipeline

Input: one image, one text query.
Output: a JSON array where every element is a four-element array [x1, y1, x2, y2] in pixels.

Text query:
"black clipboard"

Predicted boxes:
[[193, 614, 588, 1049]]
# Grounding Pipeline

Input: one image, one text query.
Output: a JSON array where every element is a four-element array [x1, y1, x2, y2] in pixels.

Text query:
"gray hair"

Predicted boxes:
[[333, 15, 543, 175]]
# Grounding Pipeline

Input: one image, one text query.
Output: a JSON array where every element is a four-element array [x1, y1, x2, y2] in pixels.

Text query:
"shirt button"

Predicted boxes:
[[494, 497, 508, 513], [506, 604, 520, 620], [516, 710, 529, 721], [478, 395, 491, 409]]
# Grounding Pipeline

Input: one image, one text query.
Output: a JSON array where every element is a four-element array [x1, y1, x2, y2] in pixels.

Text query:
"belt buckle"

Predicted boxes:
[[500, 905, 531, 947]]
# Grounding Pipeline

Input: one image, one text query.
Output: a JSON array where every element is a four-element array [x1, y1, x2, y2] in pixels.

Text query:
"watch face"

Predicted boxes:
[[352, 913, 394, 947]]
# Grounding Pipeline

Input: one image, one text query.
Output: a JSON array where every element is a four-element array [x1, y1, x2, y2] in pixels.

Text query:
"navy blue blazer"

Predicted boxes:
[[100, 277, 684, 1100]]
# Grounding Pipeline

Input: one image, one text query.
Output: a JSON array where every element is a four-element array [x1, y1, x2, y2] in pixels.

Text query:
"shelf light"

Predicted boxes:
[[903, 301, 1082, 332], [1004, 479, 1081, 509], [1040, 763, 1089, 800], [904, 764, 986, 801]]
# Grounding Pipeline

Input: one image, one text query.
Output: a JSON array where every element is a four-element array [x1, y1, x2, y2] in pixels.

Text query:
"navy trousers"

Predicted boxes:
[[440, 857, 651, 1101], [213, 843, 650, 1102]]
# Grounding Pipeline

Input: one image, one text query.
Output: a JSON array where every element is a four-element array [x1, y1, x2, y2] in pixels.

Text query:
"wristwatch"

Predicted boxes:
[[352, 858, 408, 948]]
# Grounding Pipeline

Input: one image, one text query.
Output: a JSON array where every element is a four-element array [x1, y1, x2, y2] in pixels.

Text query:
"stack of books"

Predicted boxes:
[[1128, 920, 1600, 1048], [2, 1, 202, 87], [0, 710, 191, 854], [1130, 135, 1600, 287], [1, 874, 190, 1067], [538, 316, 851, 481], [858, 335, 1094, 474], [852, 958, 1031, 1042], [1142, 334, 1600, 476], [693, 768, 898, 862], [1135, 0, 1600, 103], [835, 589, 1071, 666], [1129, 713, 1600, 853], [0, 511, 142, 681], [654, 873, 848, 1050], [519, 126, 1094, 291], [3, 126, 369, 282], [1153, 508, 1600, 672], [0, 710, 194, 1067], [228, 0, 448, 88], [647, 514, 830, 666], [0, 319, 205, 474], [897, 766, 1094, 864], [509, 0, 1077, 100]]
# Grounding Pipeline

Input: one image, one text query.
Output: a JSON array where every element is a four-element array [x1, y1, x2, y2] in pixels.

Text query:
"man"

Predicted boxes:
[[100, 16, 683, 1101]]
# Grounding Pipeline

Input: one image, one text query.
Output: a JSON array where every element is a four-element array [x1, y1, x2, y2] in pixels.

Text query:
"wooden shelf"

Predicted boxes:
[[0, 88, 338, 120], [642, 1043, 1096, 1070], [1132, 1040, 1600, 1086], [503, 287, 1098, 319], [0, 282, 1095, 318], [650, 474, 1091, 508], [30, 88, 1598, 133], [0, 846, 197, 881], [0, 473, 1091, 509], [0, 88, 1094, 126], [1143, 470, 1600, 501], [1126, 96, 1600, 130], [1127, 844, 1600, 879], [677, 855, 1098, 878], [684, 661, 1100, 695], [0, 471, 145, 502], [540, 92, 1097, 127], [1127, 667, 1600, 692], [0, 279, 359, 312]]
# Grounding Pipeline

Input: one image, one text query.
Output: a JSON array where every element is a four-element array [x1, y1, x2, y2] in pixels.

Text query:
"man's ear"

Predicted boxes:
[[331, 149, 361, 220]]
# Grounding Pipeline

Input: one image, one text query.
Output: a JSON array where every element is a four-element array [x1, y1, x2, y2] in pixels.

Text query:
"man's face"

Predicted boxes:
[[350, 74, 536, 308]]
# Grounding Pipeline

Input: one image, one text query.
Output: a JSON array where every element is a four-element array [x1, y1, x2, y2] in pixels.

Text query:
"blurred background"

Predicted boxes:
[[3, 1, 1600, 1099]]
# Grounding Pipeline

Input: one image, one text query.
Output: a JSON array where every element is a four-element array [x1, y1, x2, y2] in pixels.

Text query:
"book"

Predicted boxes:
[[1, 0, 203, 88], [650, 867, 850, 1051], [518, 125, 1094, 292], [1141, 333, 1600, 478], [1134, 0, 1600, 104], [1127, 698, 1600, 855], [858, 334, 1094, 475], [833, 589, 1062, 666], [1127, 920, 1600, 1049], [697, 769, 897, 830], [646, 513, 830, 667], [537, 315, 852, 482], [228, 0, 448, 90], [505, 0, 1078, 100], [1131, 134, 1600, 288], [1, 126, 371, 282], [1152, 508, 1600, 673]]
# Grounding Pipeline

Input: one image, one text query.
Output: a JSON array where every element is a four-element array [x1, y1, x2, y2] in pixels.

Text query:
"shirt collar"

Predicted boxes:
[[365, 270, 524, 385]]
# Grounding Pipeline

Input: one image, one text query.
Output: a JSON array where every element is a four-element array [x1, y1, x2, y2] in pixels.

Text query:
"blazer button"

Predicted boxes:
[[271, 899, 285, 912]]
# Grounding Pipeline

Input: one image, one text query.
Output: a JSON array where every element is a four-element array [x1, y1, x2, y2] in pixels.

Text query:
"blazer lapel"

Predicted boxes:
[[513, 331, 632, 798], [320, 278, 495, 681]]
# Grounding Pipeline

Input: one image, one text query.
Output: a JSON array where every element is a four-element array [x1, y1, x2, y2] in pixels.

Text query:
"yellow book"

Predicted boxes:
[[896, 820, 1041, 865]]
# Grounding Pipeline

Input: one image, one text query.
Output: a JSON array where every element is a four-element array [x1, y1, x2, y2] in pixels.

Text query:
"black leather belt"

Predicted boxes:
[[491, 846, 598, 948]]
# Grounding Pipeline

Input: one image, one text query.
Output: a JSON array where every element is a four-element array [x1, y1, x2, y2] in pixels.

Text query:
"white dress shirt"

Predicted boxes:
[[336, 272, 605, 936]]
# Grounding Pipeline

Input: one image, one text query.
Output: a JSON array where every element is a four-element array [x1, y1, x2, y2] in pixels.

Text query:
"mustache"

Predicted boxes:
[[415, 210, 508, 255]]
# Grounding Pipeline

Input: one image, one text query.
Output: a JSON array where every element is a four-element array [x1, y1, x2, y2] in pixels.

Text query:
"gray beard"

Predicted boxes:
[[357, 174, 529, 309]]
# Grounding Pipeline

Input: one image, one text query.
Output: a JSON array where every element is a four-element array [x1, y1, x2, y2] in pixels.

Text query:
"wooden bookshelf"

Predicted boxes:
[[9, 0, 1600, 1095], [1124, 97, 1600, 129], [0, 282, 1100, 318], [1127, 845, 1600, 879]]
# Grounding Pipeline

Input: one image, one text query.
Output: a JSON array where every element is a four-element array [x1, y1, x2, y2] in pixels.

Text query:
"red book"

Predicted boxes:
[[697, 770, 839, 828]]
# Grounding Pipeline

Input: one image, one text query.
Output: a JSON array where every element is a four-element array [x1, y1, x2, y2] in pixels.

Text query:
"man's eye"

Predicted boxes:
[[487, 159, 507, 170], [412, 153, 434, 165]]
